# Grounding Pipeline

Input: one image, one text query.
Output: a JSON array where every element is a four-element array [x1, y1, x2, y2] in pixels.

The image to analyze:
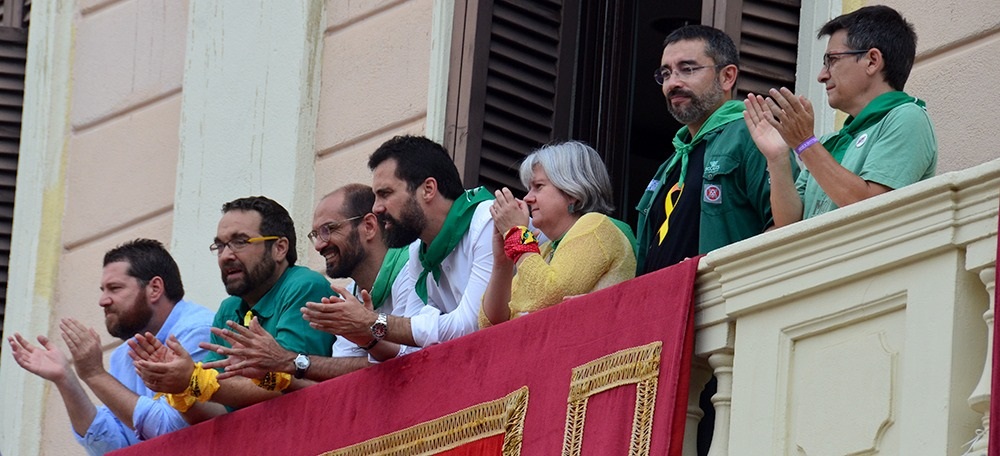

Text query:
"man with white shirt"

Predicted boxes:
[[202, 184, 419, 385], [302, 135, 495, 349]]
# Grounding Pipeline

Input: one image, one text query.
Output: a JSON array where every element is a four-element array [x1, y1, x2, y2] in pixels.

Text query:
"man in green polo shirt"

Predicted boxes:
[[197, 184, 418, 388], [743, 5, 936, 225], [130, 196, 334, 423]]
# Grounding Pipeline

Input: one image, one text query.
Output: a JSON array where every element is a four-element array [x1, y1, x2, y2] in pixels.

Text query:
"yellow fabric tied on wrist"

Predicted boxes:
[[155, 362, 220, 413], [252, 371, 292, 392]]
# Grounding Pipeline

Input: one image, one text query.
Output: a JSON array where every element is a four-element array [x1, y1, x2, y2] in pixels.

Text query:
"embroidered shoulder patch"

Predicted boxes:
[[645, 179, 660, 192], [703, 183, 722, 204]]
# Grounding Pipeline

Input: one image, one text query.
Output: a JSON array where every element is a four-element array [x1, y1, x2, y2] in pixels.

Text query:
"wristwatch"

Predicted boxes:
[[370, 313, 388, 341], [293, 353, 310, 379]]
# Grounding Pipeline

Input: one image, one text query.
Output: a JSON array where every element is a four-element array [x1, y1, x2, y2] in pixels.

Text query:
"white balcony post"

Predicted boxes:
[[707, 350, 734, 456], [684, 357, 713, 456], [967, 266, 997, 455]]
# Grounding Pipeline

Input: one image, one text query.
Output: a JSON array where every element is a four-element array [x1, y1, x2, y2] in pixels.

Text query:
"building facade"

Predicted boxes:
[[0, 0, 998, 454]]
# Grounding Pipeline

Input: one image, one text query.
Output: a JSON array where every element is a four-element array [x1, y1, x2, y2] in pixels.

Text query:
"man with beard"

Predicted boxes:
[[635, 25, 777, 274], [7, 239, 214, 455], [130, 196, 334, 422], [301, 135, 494, 351], [198, 184, 418, 386]]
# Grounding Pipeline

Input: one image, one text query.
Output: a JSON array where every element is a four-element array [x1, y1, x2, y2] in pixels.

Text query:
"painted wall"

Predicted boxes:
[[311, 0, 433, 270], [857, 0, 1000, 172], [0, 0, 436, 454], [37, 1, 186, 454], [0, 0, 996, 454]]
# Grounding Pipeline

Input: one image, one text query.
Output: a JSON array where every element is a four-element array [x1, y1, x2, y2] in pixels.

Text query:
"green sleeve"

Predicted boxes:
[[270, 273, 336, 357]]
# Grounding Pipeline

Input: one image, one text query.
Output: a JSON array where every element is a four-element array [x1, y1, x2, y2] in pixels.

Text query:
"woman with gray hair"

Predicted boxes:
[[480, 141, 637, 327]]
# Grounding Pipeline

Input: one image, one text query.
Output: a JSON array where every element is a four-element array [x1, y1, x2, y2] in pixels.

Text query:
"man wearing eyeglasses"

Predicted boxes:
[[196, 184, 419, 386], [130, 196, 335, 423], [743, 5, 936, 225], [298, 135, 495, 352], [636, 25, 776, 275]]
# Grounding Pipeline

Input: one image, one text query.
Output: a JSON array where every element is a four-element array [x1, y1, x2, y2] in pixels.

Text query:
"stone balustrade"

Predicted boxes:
[[685, 158, 1000, 455]]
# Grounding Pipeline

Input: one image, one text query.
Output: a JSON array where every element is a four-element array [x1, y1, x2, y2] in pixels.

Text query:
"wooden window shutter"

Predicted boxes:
[[0, 22, 26, 339], [445, 0, 581, 194], [709, 0, 801, 97], [0, 0, 30, 29]]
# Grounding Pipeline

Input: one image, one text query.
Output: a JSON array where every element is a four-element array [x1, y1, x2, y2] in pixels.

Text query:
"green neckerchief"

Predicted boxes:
[[608, 217, 638, 258], [369, 247, 409, 309], [667, 100, 747, 189], [822, 91, 924, 163], [416, 187, 495, 303]]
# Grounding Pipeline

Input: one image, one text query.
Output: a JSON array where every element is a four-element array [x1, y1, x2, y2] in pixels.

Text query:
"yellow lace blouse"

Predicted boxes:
[[479, 212, 636, 327]]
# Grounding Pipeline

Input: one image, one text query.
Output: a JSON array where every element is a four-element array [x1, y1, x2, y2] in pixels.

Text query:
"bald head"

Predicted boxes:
[[311, 184, 386, 281]]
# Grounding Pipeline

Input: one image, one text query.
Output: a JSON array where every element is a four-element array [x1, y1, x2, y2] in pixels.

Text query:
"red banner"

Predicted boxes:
[[112, 258, 699, 456]]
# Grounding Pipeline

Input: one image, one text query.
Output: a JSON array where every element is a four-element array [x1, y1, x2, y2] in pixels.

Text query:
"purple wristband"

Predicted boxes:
[[794, 136, 819, 156]]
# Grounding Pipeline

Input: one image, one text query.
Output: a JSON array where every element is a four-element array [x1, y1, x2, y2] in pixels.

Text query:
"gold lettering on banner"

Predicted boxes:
[[322, 386, 529, 456], [562, 342, 663, 456]]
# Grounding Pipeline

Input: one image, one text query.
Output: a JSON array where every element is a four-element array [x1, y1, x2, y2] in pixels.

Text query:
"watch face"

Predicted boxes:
[[371, 314, 388, 339], [294, 354, 310, 369]]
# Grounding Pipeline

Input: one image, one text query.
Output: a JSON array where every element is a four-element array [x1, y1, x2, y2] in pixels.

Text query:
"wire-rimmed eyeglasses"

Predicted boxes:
[[307, 216, 363, 245], [822, 50, 868, 70], [653, 64, 723, 85]]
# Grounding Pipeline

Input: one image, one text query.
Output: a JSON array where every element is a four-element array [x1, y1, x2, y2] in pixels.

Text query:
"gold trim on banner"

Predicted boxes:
[[321, 386, 529, 456], [562, 342, 663, 456]]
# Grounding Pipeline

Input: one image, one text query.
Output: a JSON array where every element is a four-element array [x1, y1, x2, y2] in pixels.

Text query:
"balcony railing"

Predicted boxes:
[[687, 158, 1000, 455], [92, 158, 1000, 456]]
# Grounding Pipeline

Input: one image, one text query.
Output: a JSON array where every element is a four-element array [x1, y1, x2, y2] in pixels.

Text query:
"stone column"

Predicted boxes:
[[967, 265, 996, 455], [707, 350, 735, 456]]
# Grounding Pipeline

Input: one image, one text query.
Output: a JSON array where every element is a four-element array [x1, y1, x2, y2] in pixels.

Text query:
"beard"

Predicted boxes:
[[322, 227, 367, 279], [106, 291, 154, 341], [666, 78, 725, 125], [380, 194, 426, 248], [221, 253, 277, 298]]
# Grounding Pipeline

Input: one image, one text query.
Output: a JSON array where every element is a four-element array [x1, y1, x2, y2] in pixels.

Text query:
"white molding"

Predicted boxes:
[[0, 1, 74, 455], [425, 0, 455, 144], [694, 158, 999, 454], [171, 0, 326, 309], [796, 0, 842, 133]]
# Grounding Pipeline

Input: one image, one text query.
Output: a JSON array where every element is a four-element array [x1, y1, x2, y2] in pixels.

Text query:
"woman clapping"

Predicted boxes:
[[480, 141, 637, 327]]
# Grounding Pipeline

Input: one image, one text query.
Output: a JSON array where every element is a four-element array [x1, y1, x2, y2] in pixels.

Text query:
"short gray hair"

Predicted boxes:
[[518, 141, 615, 215]]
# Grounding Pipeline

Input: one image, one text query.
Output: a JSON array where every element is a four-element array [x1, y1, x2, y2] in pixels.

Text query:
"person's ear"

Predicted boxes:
[[146, 276, 165, 302], [864, 48, 885, 78], [420, 177, 438, 202], [360, 213, 379, 242], [719, 64, 739, 93], [271, 237, 290, 263]]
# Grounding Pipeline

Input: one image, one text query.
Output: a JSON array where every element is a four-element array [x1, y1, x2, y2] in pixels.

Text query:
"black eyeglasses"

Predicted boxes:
[[307, 216, 363, 244], [822, 50, 868, 69], [653, 64, 723, 85], [209, 236, 279, 255]]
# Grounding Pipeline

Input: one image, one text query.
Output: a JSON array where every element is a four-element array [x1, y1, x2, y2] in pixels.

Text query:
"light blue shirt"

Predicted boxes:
[[74, 299, 214, 455]]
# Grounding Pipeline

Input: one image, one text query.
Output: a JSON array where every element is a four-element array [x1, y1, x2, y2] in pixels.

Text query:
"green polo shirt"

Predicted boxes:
[[798, 102, 937, 218], [204, 265, 335, 364]]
